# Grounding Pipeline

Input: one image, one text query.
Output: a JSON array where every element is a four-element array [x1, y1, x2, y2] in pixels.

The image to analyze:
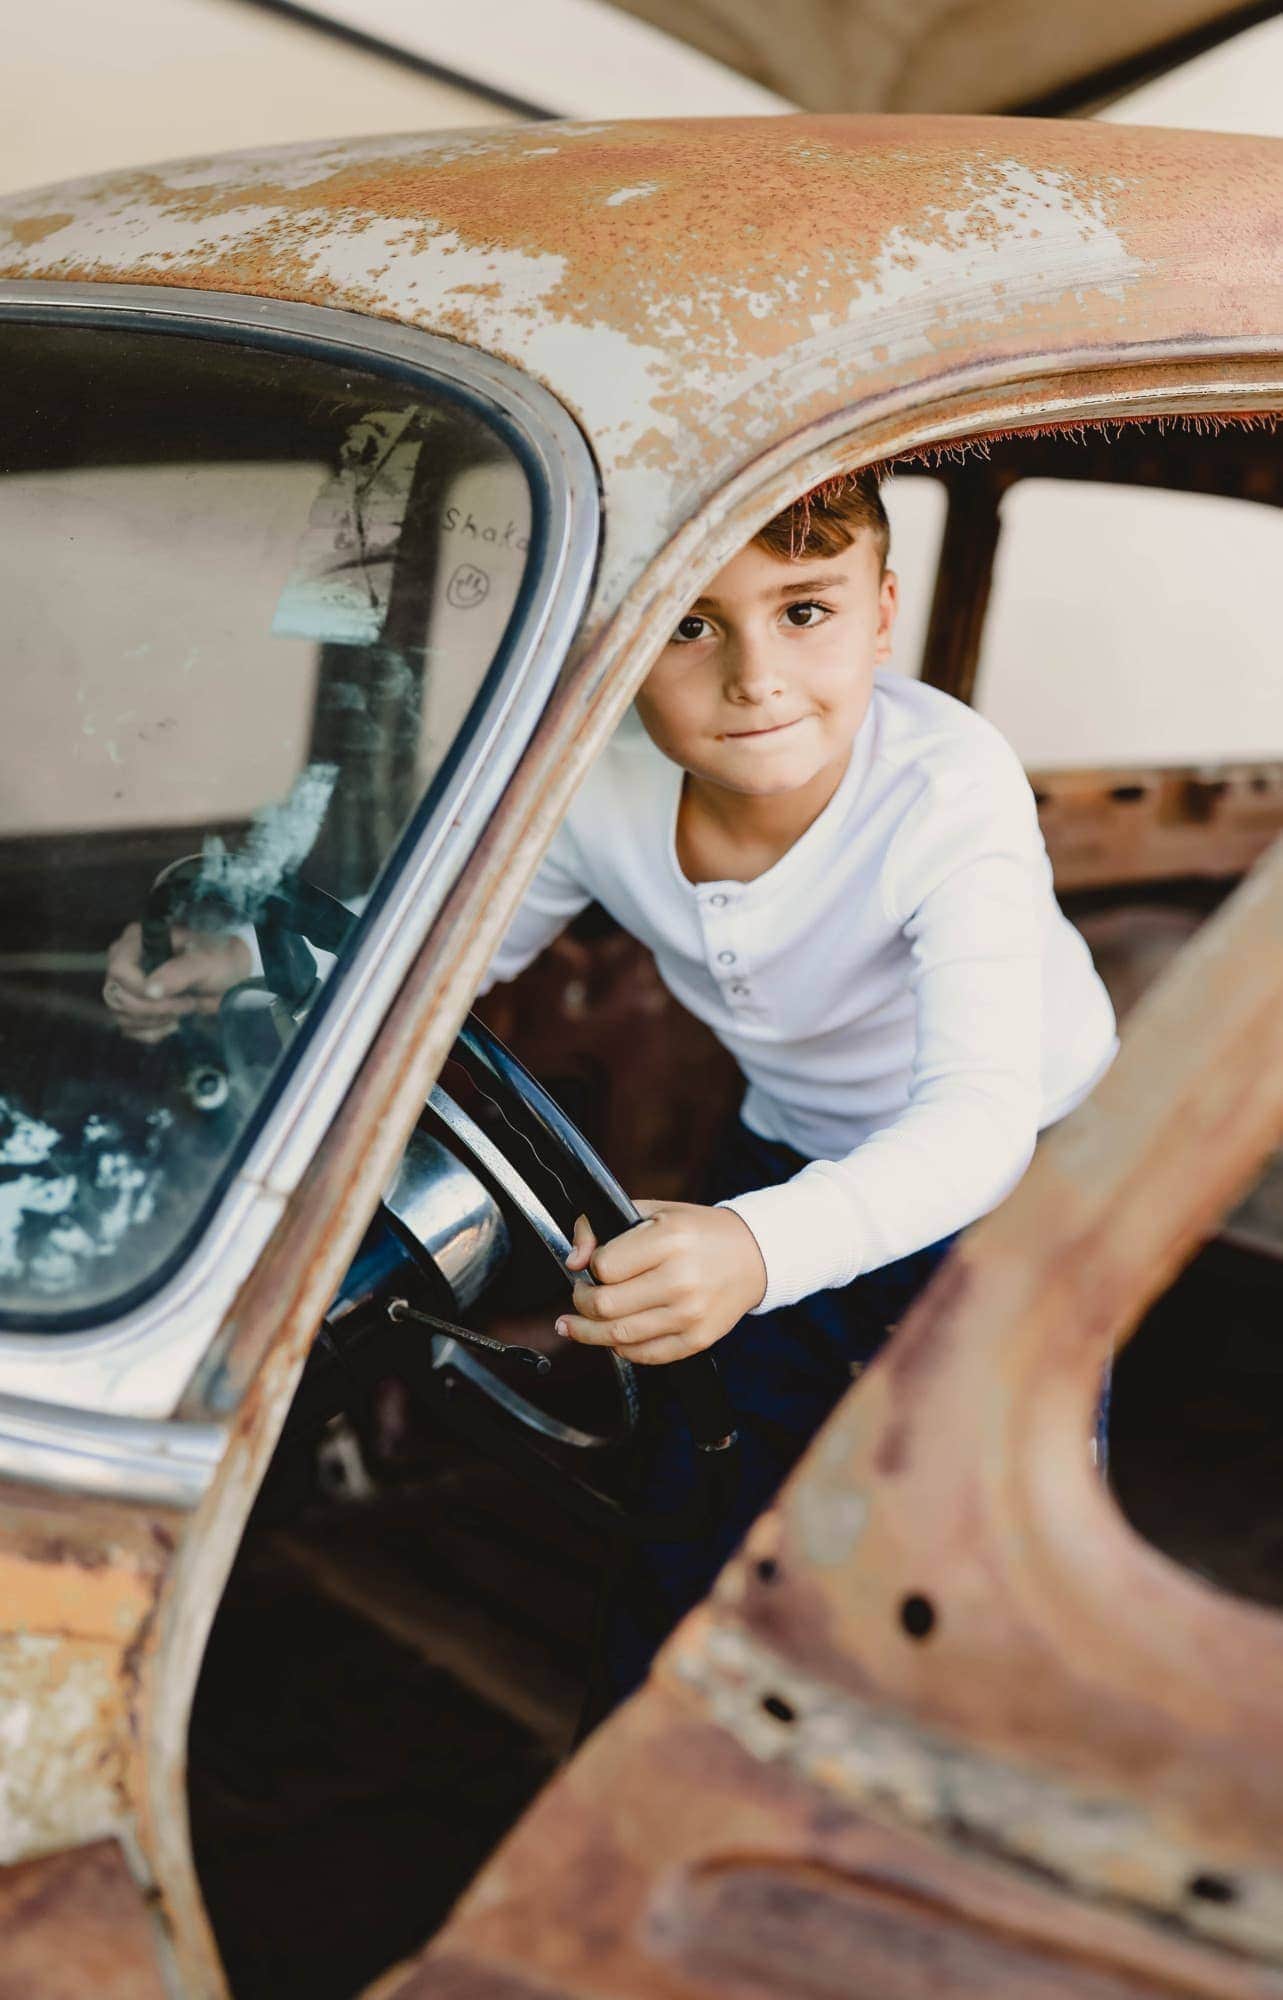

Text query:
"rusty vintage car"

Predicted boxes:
[[0, 113, 1281, 1999]]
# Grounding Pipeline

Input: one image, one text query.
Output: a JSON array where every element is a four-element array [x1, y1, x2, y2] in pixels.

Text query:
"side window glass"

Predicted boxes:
[[0, 322, 536, 1327], [975, 480, 1283, 764]]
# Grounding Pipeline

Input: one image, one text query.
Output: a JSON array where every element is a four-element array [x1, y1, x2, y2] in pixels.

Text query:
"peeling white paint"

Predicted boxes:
[[865, 161, 1142, 316], [0, 135, 1152, 620], [0, 1634, 124, 1862]]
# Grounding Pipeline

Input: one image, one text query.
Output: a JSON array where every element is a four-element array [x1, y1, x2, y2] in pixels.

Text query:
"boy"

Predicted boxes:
[[473, 468, 1117, 1692], [105, 469, 1117, 1688]]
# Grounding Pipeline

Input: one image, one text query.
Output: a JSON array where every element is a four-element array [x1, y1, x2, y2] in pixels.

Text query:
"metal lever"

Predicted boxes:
[[386, 1297, 551, 1375]]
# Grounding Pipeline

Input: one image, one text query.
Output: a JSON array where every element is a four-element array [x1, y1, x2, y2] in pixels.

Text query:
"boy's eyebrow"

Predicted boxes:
[[773, 574, 849, 598], [693, 573, 850, 607]]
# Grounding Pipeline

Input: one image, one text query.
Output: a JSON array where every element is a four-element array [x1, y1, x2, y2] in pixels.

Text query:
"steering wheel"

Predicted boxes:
[[448, 1019, 735, 1442], [140, 864, 740, 1542]]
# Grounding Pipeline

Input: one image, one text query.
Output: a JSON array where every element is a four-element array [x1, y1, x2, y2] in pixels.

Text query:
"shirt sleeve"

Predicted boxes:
[[474, 820, 595, 996], [718, 766, 1046, 1313]]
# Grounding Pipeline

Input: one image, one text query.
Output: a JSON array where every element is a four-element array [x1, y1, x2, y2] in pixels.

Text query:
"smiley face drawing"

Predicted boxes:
[[446, 562, 491, 610]]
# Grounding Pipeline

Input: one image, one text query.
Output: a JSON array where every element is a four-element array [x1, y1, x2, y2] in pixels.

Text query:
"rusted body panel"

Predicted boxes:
[[0, 1487, 181, 1869], [0, 114, 1279, 1996], [390, 1690, 1283, 1998], [1034, 762, 1283, 891], [2, 117, 1280, 618], [0, 1840, 170, 1998]]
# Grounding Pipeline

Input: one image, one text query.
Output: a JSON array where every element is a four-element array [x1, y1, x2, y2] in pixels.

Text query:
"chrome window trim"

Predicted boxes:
[[0, 282, 599, 1448], [0, 1393, 226, 1508]]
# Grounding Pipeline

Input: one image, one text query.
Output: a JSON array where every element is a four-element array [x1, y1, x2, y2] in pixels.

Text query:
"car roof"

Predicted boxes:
[[2, 114, 1281, 614]]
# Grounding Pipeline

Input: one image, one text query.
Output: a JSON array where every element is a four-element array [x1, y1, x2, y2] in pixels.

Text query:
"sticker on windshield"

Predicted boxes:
[[273, 410, 423, 646]]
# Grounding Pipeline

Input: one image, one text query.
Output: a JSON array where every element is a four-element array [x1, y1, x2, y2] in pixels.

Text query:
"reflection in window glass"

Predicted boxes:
[[976, 481, 1283, 767], [881, 473, 947, 681], [0, 323, 533, 1325]]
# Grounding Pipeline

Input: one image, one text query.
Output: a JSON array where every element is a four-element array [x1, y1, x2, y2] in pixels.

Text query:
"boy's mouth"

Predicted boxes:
[[724, 717, 803, 740]]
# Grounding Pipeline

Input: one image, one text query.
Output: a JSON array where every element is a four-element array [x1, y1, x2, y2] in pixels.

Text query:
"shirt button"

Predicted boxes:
[[717, 950, 737, 966], [709, 893, 728, 908], [731, 983, 750, 999]]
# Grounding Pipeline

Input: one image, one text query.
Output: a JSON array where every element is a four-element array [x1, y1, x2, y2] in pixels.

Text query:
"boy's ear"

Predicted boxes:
[[875, 566, 900, 661]]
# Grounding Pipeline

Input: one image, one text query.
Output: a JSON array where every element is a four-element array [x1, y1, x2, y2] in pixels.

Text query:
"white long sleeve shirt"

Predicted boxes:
[[484, 672, 1118, 1313]]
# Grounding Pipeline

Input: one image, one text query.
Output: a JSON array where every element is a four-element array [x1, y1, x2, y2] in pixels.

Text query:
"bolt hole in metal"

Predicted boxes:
[[761, 1693, 797, 1725], [1188, 1872, 1238, 1905], [900, 1592, 937, 1640]]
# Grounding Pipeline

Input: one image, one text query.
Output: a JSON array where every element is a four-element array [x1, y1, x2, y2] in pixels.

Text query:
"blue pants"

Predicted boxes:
[[605, 1115, 960, 1698]]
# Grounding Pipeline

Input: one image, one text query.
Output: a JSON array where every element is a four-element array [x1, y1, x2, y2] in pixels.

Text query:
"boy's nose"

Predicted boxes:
[[723, 635, 784, 704]]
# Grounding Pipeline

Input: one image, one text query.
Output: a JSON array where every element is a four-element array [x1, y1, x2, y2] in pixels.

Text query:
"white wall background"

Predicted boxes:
[[2, 0, 780, 199]]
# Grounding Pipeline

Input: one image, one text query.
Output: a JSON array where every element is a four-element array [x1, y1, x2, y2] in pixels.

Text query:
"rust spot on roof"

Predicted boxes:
[[6, 212, 73, 248]]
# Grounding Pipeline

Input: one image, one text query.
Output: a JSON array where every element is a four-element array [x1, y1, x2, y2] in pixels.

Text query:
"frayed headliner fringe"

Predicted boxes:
[[878, 409, 1279, 476]]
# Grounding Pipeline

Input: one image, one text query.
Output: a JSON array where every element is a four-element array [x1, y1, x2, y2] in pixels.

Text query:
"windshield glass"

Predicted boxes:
[[0, 320, 533, 1327]]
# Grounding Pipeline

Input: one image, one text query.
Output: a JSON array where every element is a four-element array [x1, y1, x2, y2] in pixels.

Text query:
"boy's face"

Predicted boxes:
[[635, 529, 899, 799]]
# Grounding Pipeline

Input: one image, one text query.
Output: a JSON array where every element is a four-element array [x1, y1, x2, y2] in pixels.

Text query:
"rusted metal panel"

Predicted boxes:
[[1, 118, 1280, 615], [0, 1485, 180, 1870], [380, 1681, 1283, 1998], [1034, 763, 1283, 890], [0, 1840, 169, 1999]]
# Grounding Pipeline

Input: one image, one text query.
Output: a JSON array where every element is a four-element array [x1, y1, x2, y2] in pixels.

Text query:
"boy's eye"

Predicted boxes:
[[783, 600, 830, 628], [671, 613, 713, 644]]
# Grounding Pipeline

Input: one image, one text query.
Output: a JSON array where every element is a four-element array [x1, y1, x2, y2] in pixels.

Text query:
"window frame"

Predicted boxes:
[[0, 280, 599, 1418]]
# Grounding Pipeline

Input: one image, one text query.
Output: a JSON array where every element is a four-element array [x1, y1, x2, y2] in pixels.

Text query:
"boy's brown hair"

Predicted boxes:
[[754, 467, 890, 568]]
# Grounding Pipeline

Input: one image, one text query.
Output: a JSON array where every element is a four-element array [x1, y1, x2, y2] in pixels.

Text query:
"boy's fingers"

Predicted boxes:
[[104, 925, 150, 999], [556, 1306, 680, 1349], [570, 1269, 671, 1323], [614, 1331, 701, 1367], [586, 1213, 666, 1285], [105, 926, 218, 1011], [563, 1214, 598, 1273], [104, 983, 200, 1022], [118, 1019, 180, 1044], [104, 973, 202, 1021], [141, 945, 221, 1000]]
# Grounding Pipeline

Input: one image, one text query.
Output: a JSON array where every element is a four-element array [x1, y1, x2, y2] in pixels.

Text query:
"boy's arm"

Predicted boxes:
[[718, 770, 1058, 1314]]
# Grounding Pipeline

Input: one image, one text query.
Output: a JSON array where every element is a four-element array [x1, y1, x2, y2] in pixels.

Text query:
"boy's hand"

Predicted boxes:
[[558, 1200, 767, 1365], [103, 923, 253, 1042]]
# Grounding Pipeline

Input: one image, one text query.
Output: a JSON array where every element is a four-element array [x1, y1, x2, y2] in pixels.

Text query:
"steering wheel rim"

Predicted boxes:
[[416, 1080, 643, 1452], [448, 1017, 737, 1456]]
